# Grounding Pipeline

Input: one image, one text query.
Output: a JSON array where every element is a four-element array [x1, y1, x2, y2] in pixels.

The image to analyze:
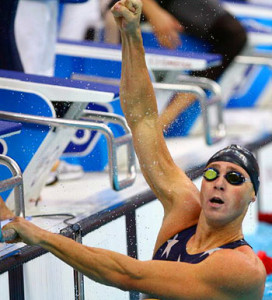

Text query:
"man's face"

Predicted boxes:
[[200, 161, 255, 226]]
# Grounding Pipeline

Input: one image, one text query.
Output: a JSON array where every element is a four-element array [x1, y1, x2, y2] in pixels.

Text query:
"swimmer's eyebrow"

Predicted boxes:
[[207, 163, 244, 174]]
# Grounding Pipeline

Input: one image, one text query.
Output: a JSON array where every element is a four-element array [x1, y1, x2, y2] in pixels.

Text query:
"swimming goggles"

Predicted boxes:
[[203, 167, 251, 186]]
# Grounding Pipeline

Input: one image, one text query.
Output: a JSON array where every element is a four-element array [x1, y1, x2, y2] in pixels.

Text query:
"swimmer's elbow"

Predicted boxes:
[[116, 261, 147, 292], [100, 259, 145, 292]]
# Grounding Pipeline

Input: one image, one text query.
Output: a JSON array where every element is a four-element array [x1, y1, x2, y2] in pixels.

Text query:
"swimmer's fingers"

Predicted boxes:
[[2, 218, 22, 243], [111, 0, 142, 31], [2, 217, 44, 245], [111, 0, 141, 20], [112, 0, 142, 15], [2, 233, 22, 244], [125, 0, 142, 15]]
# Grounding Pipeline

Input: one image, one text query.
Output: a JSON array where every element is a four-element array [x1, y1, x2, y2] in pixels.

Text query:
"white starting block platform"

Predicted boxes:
[[0, 70, 134, 213], [56, 40, 222, 73]]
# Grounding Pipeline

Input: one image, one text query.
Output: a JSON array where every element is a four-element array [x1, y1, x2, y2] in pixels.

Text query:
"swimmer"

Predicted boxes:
[[4, 1, 266, 299]]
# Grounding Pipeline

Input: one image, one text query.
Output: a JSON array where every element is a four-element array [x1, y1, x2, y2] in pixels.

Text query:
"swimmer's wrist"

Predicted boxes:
[[121, 27, 142, 43], [36, 229, 56, 247]]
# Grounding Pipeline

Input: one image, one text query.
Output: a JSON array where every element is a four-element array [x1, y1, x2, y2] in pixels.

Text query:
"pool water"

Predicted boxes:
[[264, 276, 272, 300], [245, 222, 272, 299]]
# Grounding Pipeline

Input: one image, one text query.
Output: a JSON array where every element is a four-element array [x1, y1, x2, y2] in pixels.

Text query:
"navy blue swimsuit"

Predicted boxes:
[[153, 224, 251, 264]]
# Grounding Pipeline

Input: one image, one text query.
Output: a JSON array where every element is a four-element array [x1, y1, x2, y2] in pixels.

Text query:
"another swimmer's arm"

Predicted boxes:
[[141, 0, 183, 49], [4, 218, 266, 299]]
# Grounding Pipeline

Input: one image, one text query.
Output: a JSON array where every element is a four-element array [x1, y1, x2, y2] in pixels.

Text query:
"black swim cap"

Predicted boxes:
[[206, 144, 260, 195]]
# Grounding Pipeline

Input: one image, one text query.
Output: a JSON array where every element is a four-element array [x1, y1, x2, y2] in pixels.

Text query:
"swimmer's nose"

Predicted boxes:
[[214, 185, 224, 191], [213, 176, 225, 191]]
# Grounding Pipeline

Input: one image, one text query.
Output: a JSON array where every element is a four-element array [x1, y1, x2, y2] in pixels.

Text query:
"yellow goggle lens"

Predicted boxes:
[[203, 168, 218, 181]]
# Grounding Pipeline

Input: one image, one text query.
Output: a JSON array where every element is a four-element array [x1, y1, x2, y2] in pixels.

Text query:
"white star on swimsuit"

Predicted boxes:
[[161, 234, 179, 258], [200, 247, 222, 257]]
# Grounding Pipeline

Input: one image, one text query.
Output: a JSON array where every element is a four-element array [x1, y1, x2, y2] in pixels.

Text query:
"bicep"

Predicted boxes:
[[131, 118, 199, 210], [127, 259, 216, 299]]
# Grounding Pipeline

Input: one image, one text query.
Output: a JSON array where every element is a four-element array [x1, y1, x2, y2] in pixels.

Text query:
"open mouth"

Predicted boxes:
[[209, 197, 224, 205]]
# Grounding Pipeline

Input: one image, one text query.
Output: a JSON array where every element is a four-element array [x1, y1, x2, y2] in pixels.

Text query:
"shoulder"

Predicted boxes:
[[202, 247, 266, 297]]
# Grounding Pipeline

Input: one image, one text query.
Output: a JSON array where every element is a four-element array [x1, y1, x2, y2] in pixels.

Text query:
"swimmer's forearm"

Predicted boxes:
[[119, 28, 159, 128], [39, 231, 140, 289]]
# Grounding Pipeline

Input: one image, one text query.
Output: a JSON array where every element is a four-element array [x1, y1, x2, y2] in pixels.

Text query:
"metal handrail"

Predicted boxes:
[[71, 224, 84, 300], [177, 75, 226, 144], [152, 82, 226, 145], [177, 75, 222, 96], [0, 154, 25, 217], [80, 110, 136, 190], [235, 55, 272, 68], [0, 110, 136, 191], [81, 110, 130, 133]]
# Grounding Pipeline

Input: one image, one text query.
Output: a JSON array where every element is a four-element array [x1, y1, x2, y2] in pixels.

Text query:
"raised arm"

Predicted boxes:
[[111, 0, 200, 221]]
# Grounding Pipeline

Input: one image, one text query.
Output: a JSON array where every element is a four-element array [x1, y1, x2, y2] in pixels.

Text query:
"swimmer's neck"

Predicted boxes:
[[188, 213, 244, 253]]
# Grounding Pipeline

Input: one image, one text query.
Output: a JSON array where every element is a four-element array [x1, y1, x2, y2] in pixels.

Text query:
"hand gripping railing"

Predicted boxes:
[[0, 110, 137, 191], [0, 154, 25, 217], [152, 81, 226, 145]]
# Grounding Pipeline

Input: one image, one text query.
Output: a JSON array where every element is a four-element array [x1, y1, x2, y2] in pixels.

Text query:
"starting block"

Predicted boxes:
[[0, 70, 136, 214], [218, 0, 272, 108]]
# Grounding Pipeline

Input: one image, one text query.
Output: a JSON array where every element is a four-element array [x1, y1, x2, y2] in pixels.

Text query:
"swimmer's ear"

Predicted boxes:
[[250, 195, 257, 205]]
